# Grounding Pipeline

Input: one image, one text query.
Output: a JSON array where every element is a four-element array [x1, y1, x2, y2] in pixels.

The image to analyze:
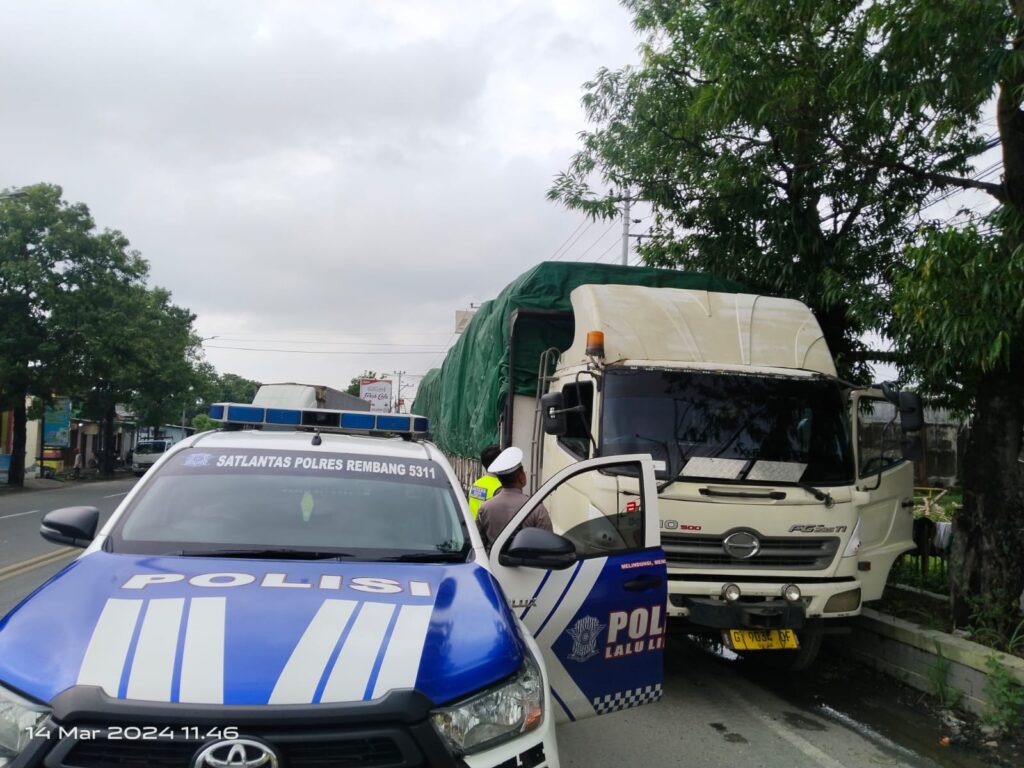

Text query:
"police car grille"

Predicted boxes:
[[61, 734, 407, 768], [662, 532, 839, 569]]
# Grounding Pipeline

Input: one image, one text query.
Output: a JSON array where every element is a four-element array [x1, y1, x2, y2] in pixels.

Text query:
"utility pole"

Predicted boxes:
[[621, 192, 633, 265], [392, 370, 406, 413]]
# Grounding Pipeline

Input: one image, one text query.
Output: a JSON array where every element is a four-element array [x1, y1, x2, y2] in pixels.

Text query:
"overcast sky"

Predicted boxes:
[[1, 0, 643, 402]]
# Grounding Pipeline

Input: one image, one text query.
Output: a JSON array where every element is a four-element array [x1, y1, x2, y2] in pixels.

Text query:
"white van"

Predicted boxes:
[[131, 439, 171, 475]]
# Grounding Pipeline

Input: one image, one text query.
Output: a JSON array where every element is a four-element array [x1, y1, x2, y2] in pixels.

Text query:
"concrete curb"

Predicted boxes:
[[838, 607, 1024, 716]]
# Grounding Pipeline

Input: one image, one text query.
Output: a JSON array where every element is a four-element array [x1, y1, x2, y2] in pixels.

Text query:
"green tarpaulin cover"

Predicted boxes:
[[412, 261, 743, 459]]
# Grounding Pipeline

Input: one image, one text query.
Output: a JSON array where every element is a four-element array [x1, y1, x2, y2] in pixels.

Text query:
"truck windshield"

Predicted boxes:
[[601, 369, 853, 486]]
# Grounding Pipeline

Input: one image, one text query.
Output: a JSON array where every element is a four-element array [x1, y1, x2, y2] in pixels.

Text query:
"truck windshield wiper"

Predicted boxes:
[[171, 548, 354, 560], [793, 482, 835, 508], [375, 552, 468, 563], [698, 487, 787, 500]]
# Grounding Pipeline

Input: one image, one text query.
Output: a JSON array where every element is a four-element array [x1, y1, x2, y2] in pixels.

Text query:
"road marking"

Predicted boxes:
[[0, 509, 40, 521], [104, 492, 129, 498], [0, 547, 77, 583]]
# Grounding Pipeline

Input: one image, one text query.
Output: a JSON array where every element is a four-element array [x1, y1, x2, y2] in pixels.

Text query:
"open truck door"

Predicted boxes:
[[851, 389, 919, 600], [489, 454, 666, 723]]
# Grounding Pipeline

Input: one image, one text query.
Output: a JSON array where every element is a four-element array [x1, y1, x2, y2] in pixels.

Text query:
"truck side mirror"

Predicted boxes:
[[40, 506, 99, 548], [541, 392, 567, 436], [898, 392, 924, 433]]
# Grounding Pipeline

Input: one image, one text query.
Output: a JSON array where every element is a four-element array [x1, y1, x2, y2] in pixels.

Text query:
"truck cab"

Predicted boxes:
[[524, 285, 920, 668]]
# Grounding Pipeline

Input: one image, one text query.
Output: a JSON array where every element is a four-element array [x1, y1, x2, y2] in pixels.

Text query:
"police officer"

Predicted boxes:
[[468, 445, 502, 519], [476, 447, 551, 552]]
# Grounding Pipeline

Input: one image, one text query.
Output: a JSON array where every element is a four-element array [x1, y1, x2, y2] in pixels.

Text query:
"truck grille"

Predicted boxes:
[[59, 732, 408, 768], [662, 532, 839, 570]]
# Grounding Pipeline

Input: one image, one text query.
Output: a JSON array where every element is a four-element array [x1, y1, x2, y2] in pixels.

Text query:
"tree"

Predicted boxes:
[[549, 0, 999, 378], [552, 0, 1024, 632], [887, 2, 1023, 635], [54, 273, 200, 476], [345, 371, 389, 397], [1, 185, 143, 484], [1, 184, 204, 480]]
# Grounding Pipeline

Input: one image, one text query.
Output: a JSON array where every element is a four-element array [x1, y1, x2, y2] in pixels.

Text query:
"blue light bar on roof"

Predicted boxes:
[[208, 403, 429, 437]]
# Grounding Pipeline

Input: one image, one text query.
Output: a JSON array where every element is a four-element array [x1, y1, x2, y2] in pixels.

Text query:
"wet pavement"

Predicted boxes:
[[558, 635, 1020, 767]]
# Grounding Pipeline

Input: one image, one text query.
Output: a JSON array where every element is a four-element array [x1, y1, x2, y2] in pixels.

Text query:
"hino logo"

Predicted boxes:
[[722, 532, 760, 559], [193, 739, 277, 768], [789, 524, 848, 533]]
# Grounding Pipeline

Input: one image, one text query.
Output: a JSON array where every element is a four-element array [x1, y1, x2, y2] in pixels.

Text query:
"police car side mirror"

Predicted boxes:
[[499, 527, 576, 570], [541, 392, 567, 436], [40, 506, 99, 548]]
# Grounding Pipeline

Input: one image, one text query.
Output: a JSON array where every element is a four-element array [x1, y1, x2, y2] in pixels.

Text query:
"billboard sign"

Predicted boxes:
[[359, 379, 393, 413], [44, 398, 72, 448]]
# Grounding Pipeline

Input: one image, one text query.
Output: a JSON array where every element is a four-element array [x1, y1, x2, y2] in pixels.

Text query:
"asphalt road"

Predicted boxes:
[[0, 479, 1009, 768], [0, 476, 135, 615]]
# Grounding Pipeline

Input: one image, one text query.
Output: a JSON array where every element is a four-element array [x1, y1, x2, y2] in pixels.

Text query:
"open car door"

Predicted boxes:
[[851, 390, 916, 600], [488, 454, 666, 723]]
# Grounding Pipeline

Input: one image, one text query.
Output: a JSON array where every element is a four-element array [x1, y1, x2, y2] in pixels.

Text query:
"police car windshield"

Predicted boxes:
[[110, 448, 470, 561]]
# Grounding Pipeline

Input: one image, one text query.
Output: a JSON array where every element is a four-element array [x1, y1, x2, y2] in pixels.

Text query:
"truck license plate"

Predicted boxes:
[[725, 629, 799, 651]]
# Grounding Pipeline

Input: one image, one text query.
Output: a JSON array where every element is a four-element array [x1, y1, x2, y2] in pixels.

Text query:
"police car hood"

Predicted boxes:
[[0, 552, 525, 707]]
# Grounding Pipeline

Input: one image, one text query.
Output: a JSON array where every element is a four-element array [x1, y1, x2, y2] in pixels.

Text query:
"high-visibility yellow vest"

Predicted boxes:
[[468, 474, 502, 518]]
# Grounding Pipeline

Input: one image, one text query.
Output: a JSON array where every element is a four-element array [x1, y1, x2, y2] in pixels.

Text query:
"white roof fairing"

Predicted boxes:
[[560, 285, 836, 376]]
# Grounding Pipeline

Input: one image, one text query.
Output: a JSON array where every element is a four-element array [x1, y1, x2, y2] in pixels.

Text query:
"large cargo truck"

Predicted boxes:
[[413, 262, 922, 668]]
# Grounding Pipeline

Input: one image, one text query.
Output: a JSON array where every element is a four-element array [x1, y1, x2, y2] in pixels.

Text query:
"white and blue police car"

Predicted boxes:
[[0, 404, 668, 768]]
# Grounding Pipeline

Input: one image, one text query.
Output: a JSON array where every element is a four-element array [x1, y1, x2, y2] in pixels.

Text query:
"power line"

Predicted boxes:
[[547, 219, 589, 260], [551, 220, 597, 261], [210, 337, 446, 348], [206, 330, 451, 339], [425, 332, 459, 370], [204, 344, 443, 355], [572, 221, 619, 261]]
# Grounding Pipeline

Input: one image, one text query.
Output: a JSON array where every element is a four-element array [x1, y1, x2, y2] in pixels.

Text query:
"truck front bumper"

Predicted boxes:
[[666, 578, 863, 629]]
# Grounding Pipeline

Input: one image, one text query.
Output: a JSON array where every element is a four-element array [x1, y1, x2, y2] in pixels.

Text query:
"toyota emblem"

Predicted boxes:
[[723, 531, 760, 560], [193, 739, 278, 768]]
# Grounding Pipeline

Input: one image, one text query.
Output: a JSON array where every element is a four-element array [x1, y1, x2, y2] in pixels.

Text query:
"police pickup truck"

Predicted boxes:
[[0, 405, 667, 768]]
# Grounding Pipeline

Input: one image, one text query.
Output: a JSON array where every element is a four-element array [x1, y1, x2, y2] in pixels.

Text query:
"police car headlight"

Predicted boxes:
[[0, 685, 49, 766], [430, 656, 543, 755]]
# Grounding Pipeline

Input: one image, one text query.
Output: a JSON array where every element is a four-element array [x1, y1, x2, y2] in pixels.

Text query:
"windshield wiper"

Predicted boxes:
[[794, 482, 835, 508], [699, 487, 787, 500], [376, 552, 468, 563], [171, 548, 354, 560]]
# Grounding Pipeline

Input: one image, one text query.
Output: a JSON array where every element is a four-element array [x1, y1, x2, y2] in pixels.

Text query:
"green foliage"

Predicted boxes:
[[191, 413, 219, 433], [1, 183, 204, 477], [928, 640, 964, 709], [550, 0, 1007, 376], [966, 591, 1024, 654], [982, 654, 1024, 733], [889, 558, 950, 595], [891, 214, 1024, 409]]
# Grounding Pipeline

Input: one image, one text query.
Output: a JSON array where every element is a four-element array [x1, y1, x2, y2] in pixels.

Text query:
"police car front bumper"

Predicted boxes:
[[10, 686, 460, 768], [8, 685, 554, 768]]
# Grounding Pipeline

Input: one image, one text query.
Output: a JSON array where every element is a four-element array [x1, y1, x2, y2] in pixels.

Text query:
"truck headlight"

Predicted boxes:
[[0, 685, 49, 766], [842, 517, 862, 558], [430, 656, 543, 755]]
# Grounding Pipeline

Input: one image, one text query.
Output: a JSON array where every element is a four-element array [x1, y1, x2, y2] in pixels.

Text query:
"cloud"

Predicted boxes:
[[0, 0, 640, 390]]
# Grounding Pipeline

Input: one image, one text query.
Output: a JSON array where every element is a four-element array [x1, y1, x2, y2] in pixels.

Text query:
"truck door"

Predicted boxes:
[[489, 454, 666, 723], [851, 391, 915, 600]]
